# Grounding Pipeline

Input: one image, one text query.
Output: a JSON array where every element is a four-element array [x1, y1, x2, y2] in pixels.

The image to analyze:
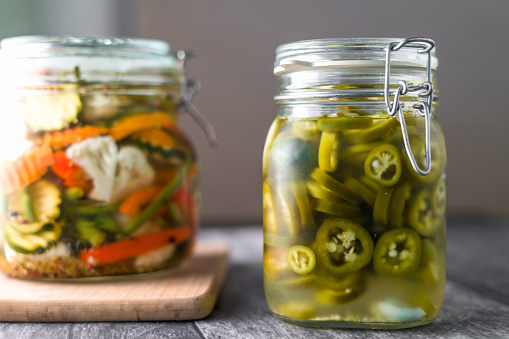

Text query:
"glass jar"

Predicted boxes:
[[263, 38, 446, 329], [0, 36, 205, 279]]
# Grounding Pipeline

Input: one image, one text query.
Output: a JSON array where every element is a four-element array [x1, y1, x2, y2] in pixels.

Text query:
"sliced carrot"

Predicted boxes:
[[108, 112, 176, 141], [119, 185, 164, 217], [52, 151, 91, 190], [131, 128, 178, 148], [79, 226, 192, 267], [42, 125, 108, 149], [0, 144, 54, 194]]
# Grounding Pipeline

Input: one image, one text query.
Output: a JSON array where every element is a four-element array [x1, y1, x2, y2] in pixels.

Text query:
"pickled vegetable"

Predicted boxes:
[[263, 114, 446, 325], [0, 89, 198, 279]]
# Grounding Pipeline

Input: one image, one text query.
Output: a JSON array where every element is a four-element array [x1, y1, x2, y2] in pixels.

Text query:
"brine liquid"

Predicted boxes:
[[263, 115, 446, 328]]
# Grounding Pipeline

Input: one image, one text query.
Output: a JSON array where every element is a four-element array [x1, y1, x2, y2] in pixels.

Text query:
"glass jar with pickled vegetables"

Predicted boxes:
[[0, 36, 214, 279], [263, 38, 446, 329]]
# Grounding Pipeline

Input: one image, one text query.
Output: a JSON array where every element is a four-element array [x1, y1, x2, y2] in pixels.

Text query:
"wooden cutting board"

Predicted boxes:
[[0, 241, 229, 322]]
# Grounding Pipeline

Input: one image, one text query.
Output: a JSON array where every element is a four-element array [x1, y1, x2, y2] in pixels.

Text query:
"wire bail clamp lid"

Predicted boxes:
[[176, 49, 218, 147], [384, 37, 435, 176]]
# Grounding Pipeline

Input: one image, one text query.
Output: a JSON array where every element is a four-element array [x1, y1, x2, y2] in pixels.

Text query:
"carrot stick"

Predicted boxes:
[[0, 144, 54, 194], [119, 186, 164, 217], [108, 112, 175, 141], [79, 226, 192, 267], [42, 126, 108, 149]]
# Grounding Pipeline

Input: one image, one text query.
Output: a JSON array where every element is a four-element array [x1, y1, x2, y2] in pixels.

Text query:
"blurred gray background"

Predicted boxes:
[[1, 0, 508, 225]]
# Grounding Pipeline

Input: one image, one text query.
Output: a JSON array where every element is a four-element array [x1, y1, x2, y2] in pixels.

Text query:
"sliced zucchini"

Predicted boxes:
[[132, 139, 187, 163], [7, 180, 62, 234], [6, 220, 52, 235], [4, 222, 62, 254], [22, 93, 82, 131], [30, 180, 62, 221]]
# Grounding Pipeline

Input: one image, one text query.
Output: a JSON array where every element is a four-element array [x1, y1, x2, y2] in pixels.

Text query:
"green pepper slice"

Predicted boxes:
[[403, 136, 445, 184], [344, 177, 376, 206], [408, 189, 442, 237], [345, 117, 398, 144], [389, 182, 412, 228], [318, 131, 340, 172], [420, 238, 438, 265], [306, 181, 347, 204], [315, 265, 364, 292], [316, 218, 374, 276], [310, 168, 355, 203], [310, 197, 361, 218], [316, 286, 362, 305], [364, 144, 402, 187], [318, 117, 373, 131], [286, 245, 316, 274], [431, 180, 446, 216], [290, 182, 314, 228], [264, 247, 315, 286], [373, 227, 422, 277], [373, 187, 394, 225]]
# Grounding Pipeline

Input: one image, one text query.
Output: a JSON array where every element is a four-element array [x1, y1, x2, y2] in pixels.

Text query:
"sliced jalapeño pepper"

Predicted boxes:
[[310, 168, 355, 203], [431, 180, 446, 217], [318, 131, 340, 172], [373, 227, 422, 277], [286, 245, 316, 274], [344, 177, 376, 206], [290, 182, 314, 228], [403, 136, 444, 184], [310, 197, 361, 219], [316, 218, 374, 276], [388, 181, 412, 228], [316, 286, 361, 305], [373, 187, 394, 225], [317, 117, 373, 131], [408, 189, 442, 237], [345, 117, 398, 144], [364, 144, 402, 187], [306, 181, 348, 204]]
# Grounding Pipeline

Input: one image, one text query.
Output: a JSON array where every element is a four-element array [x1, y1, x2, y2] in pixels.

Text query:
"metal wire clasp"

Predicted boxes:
[[176, 50, 218, 147], [384, 38, 435, 176]]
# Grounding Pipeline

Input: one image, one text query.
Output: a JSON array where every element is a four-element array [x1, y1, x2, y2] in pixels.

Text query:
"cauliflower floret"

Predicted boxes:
[[66, 136, 154, 202], [66, 136, 118, 201], [110, 146, 155, 202]]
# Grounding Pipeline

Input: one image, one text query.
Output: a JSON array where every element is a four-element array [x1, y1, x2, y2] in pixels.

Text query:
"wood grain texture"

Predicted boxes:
[[0, 220, 508, 338], [0, 242, 229, 322], [194, 223, 509, 339]]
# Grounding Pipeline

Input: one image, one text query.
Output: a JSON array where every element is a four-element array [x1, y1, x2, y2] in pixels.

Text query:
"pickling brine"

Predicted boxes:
[[264, 38, 446, 329]]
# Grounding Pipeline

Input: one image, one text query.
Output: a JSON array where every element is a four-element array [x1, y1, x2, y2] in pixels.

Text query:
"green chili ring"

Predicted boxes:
[[373, 227, 422, 277], [315, 218, 374, 276]]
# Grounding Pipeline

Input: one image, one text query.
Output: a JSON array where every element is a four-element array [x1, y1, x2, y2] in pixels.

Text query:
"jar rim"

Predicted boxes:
[[0, 35, 170, 55], [0, 35, 182, 88], [274, 37, 438, 75]]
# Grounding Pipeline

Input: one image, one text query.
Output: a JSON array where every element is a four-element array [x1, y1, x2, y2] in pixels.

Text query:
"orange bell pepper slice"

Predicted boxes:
[[80, 226, 192, 267]]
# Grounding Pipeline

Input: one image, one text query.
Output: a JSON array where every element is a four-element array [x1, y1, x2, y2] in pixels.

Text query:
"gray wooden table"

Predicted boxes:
[[1, 218, 508, 339]]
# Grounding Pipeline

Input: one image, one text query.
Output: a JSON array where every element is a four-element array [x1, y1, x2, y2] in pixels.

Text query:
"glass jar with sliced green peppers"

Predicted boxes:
[[0, 36, 211, 280], [264, 38, 446, 329]]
